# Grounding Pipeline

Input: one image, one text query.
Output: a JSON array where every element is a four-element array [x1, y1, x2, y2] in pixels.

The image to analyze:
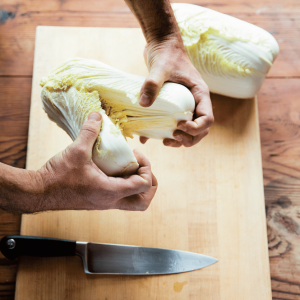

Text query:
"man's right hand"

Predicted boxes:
[[36, 112, 157, 213]]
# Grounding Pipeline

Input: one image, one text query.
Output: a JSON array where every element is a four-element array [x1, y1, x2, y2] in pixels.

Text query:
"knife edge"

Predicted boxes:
[[75, 241, 218, 275]]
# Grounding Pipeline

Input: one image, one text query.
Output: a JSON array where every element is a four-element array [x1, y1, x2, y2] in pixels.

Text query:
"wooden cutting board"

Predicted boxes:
[[15, 26, 271, 300]]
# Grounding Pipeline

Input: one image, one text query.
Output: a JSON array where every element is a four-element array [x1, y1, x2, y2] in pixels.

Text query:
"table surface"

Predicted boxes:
[[0, 0, 299, 299], [15, 26, 270, 300]]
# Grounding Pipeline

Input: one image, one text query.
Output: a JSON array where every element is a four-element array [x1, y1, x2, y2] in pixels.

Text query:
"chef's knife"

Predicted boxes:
[[0, 235, 218, 275]]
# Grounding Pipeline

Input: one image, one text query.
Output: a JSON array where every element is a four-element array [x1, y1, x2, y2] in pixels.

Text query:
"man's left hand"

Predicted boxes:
[[139, 36, 214, 148]]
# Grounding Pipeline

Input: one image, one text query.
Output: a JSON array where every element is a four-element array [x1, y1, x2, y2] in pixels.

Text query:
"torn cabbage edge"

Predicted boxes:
[[40, 58, 195, 176], [172, 3, 279, 99]]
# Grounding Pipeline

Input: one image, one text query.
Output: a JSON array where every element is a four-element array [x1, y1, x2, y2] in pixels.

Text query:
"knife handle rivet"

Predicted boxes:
[[6, 239, 16, 250]]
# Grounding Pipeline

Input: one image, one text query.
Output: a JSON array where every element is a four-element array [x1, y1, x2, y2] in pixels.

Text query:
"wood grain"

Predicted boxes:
[[0, 77, 29, 299], [0, 219, 19, 300], [258, 79, 300, 185], [0, 0, 299, 77], [257, 78, 300, 300], [3, 79, 299, 299], [13, 26, 271, 300], [0, 78, 31, 168], [2, 0, 300, 14]]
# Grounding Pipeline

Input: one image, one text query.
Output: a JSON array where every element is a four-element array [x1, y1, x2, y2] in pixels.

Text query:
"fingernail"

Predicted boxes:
[[178, 125, 186, 131], [174, 135, 182, 142], [88, 112, 101, 122], [140, 93, 151, 106]]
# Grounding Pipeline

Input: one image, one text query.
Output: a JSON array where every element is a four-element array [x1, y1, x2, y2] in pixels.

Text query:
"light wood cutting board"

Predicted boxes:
[[15, 26, 271, 300]]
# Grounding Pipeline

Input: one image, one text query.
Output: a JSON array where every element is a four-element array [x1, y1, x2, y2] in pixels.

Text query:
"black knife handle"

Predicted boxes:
[[0, 235, 76, 260]]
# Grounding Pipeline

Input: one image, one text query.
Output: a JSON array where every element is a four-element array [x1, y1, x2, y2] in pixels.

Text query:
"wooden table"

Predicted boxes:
[[0, 0, 299, 299]]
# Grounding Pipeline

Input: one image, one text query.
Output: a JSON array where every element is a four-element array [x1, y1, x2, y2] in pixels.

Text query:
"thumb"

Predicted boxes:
[[139, 67, 166, 107], [75, 112, 102, 150]]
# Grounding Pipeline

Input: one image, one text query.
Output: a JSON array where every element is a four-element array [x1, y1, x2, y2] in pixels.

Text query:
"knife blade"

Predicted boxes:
[[0, 235, 218, 275]]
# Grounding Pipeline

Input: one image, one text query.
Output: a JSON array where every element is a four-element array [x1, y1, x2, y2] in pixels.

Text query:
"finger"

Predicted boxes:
[[177, 114, 213, 137], [183, 83, 214, 131], [177, 128, 209, 147], [107, 149, 153, 198], [117, 194, 149, 211], [107, 175, 151, 200], [75, 112, 102, 149], [139, 136, 149, 144], [117, 172, 158, 211], [163, 138, 182, 148], [151, 172, 158, 187], [176, 81, 213, 136], [69, 112, 102, 161], [195, 97, 214, 127], [173, 130, 194, 147], [139, 67, 167, 107], [133, 149, 152, 183], [143, 44, 148, 65]]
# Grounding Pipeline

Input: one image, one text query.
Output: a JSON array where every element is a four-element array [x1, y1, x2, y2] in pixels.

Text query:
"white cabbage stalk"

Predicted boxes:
[[40, 58, 195, 176], [172, 3, 279, 99]]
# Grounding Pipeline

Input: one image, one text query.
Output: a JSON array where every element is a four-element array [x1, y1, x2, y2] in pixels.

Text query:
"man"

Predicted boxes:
[[0, 0, 213, 214]]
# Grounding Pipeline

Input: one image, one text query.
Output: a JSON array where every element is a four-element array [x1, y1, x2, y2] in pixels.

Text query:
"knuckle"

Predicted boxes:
[[138, 202, 150, 211], [182, 136, 194, 147], [81, 123, 99, 136], [185, 125, 198, 136], [141, 203, 150, 211], [134, 178, 152, 195], [193, 81, 210, 99], [185, 140, 194, 148], [201, 82, 210, 95], [189, 128, 199, 137], [205, 115, 214, 128], [195, 78, 209, 93], [74, 144, 88, 157], [141, 179, 152, 191], [171, 70, 184, 82]]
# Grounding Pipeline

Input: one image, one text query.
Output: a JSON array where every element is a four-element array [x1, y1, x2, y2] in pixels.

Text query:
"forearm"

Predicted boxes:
[[124, 0, 181, 43], [0, 163, 43, 213]]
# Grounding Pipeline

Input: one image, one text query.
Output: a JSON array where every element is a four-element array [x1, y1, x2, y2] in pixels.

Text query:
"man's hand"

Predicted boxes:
[[139, 37, 214, 148], [37, 112, 157, 212], [124, 0, 214, 148], [0, 112, 157, 214]]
